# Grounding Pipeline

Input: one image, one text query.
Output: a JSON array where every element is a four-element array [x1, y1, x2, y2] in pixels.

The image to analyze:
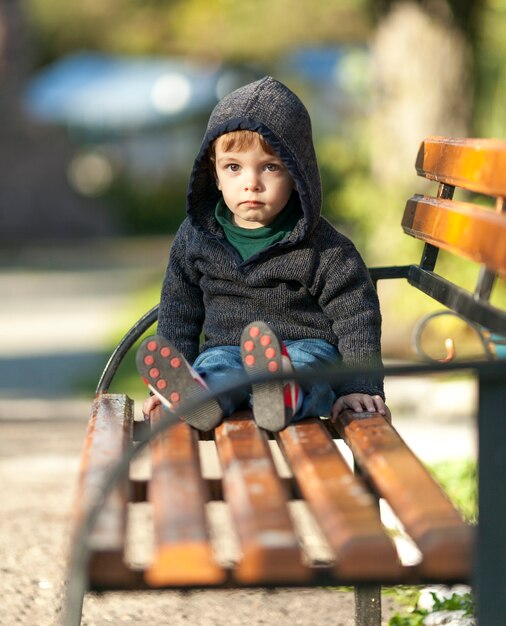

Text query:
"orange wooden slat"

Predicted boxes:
[[147, 408, 225, 586], [333, 410, 473, 580], [76, 393, 134, 587], [402, 194, 506, 274], [416, 136, 506, 197], [277, 418, 401, 580], [215, 411, 309, 584]]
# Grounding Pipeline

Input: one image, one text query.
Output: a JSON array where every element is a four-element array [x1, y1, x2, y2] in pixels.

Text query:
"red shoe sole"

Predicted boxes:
[[136, 335, 222, 431], [240, 322, 292, 432]]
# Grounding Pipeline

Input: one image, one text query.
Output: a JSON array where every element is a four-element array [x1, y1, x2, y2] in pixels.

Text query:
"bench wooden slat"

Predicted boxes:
[[215, 411, 309, 584], [416, 136, 506, 196], [333, 410, 473, 580], [402, 195, 506, 275], [277, 418, 401, 579], [77, 393, 135, 587], [147, 409, 225, 586]]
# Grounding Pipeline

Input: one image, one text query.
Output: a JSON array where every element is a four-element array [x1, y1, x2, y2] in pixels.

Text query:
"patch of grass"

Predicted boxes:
[[428, 457, 478, 523], [76, 278, 162, 398], [105, 280, 162, 398], [388, 589, 475, 625]]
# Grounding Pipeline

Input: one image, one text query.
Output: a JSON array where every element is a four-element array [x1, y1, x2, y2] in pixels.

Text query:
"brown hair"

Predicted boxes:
[[208, 130, 276, 166]]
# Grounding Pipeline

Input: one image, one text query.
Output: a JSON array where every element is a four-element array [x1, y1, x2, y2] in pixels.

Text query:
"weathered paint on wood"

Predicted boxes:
[[76, 393, 134, 586], [277, 418, 401, 579], [333, 410, 473, 580], [215, 411, 309, 583], [147, 407, 225, 586]]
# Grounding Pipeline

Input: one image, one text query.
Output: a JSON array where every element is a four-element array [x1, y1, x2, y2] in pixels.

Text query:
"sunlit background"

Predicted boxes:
[[1, 0, 506, 409], [0, 6, 498, 623]]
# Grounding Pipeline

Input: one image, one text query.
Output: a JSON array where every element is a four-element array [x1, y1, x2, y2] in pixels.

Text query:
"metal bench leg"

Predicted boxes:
[[353, 461, 382, 626], [476, 370, 506, 625], [355, 584, 382, 626]]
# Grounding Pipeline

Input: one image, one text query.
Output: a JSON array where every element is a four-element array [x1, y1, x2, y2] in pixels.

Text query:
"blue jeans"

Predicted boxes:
[[192, 339, 339, 420]]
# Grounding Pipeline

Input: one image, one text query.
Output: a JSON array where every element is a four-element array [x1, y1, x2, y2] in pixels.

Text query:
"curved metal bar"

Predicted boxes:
[[95, 304, 159, 394], [412, 309, 496, 363]]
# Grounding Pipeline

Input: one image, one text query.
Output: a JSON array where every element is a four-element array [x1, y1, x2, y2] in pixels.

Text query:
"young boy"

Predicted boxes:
[[137, 76, 389, 432]]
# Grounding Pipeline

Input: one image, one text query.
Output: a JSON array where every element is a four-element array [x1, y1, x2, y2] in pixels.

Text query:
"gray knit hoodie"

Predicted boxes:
[[157, 76, 384, 398]]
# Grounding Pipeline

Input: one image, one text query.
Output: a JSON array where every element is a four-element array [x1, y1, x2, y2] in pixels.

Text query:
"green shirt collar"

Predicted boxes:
[[215, 193, 301, 261]]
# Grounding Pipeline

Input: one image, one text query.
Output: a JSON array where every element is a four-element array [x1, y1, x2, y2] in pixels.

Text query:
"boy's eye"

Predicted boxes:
[[226, 163, 240, 172], [265, 163, 281, 172]]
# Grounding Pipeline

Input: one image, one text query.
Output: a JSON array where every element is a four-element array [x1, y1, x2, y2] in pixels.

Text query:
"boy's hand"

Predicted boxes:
[[142, 394, 161, 419], [332, 393, 391, 422]]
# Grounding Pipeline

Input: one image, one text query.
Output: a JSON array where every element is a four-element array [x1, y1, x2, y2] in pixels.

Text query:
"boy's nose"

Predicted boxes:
[[244, 175, 261, 191]]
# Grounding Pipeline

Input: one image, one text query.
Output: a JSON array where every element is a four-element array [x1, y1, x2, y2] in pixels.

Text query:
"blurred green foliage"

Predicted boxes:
[[429, 457, 478, 523], [25, 0, 371, 65], [317, 129, 419, 266], [105, 177, 187, 235], [475, 0, 506, 138], [388, 590, 475, 626], [103, 279, 162, 399]]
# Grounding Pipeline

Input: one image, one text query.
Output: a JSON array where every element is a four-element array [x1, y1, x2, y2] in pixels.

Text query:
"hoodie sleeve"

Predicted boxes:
[[311, 236, 385, 399], [157, 222, 205, 363]]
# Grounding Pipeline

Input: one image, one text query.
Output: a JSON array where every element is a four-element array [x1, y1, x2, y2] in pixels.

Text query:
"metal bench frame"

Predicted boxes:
[[66, 138, 506, 625]]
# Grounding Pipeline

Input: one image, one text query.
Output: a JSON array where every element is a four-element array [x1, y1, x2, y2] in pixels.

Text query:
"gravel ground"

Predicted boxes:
[[0, 417, 401, 626]]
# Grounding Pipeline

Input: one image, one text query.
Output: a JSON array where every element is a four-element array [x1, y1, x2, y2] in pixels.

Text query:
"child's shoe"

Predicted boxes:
[[240, 321, 300, 432], [136, 335, 223, 431]]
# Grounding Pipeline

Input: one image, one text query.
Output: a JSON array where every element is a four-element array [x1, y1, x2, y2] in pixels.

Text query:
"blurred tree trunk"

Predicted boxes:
[[0, 2, 116, 242], [0, 0, 30, 120], [369, 0, 484, 186]]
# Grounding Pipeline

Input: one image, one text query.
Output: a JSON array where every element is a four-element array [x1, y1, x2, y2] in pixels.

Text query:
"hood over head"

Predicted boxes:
[[186, 76, 322, 247]]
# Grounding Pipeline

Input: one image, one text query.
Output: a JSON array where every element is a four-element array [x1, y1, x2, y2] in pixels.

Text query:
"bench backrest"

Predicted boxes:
[[404, 137, 506, 272], [400, 136, 506, 336]]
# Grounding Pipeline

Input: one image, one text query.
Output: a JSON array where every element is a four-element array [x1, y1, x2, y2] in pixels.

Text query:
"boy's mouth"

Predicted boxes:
[[241, 200, 264, 207]]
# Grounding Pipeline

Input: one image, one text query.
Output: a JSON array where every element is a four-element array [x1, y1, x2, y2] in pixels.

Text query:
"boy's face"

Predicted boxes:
[[214, 135, 294, 229]]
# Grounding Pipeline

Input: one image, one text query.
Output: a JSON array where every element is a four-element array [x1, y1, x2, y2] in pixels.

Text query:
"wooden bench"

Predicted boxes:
[[65, 137, 506, 626]]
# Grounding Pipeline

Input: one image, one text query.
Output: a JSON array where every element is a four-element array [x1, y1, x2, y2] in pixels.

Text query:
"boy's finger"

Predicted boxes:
[[143, 395, 160, 415], [350, 399, 365, 412], [362, 396, 376, 412], [372, 395, 387, 415]]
